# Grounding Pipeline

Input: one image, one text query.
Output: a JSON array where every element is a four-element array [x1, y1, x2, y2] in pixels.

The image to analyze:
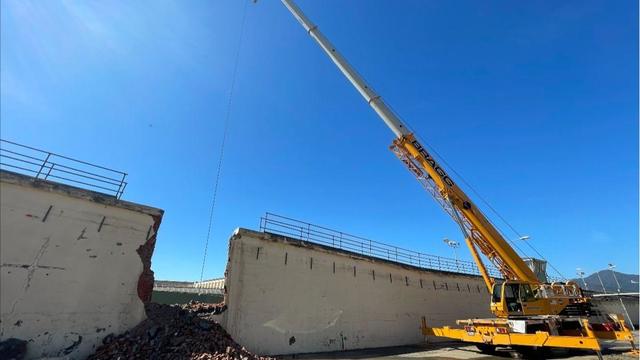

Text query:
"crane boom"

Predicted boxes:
[[280, 0, 538, 287], [280, 0, 408, 138], [274, 3, 639, 353]]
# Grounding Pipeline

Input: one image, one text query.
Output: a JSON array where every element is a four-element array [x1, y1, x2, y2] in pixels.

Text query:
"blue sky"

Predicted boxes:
[[1, 0, 637, 281]]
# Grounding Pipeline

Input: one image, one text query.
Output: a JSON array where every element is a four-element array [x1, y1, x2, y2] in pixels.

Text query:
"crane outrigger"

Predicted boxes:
[[276, 0, 636, 358]]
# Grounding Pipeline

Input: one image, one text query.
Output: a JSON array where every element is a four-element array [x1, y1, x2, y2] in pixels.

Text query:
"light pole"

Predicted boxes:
[[608, 263, 635, 331], [595, 270, 607, 294], [443, 238, 460, 271], [576, 268, 589, 290], [608, 264, 622, 293]]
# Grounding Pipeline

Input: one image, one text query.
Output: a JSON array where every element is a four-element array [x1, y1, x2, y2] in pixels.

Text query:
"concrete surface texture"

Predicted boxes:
[[218, 228, 492, 356], [0, 171, 163, 359], [282, 339, 639, 360]]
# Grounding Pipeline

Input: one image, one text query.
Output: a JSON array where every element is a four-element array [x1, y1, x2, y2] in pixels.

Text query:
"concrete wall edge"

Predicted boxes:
[[0, 170, 163, 217], [232, 227, 486, 281]]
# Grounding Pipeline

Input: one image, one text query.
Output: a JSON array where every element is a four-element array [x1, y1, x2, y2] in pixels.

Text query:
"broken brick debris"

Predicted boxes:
[[0, 338, 27, 360], [87, 301, 272, 360]]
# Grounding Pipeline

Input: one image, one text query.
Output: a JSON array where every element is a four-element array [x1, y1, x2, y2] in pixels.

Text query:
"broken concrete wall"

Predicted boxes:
[[0, 171, 163, 359], [220, 228, 491, 355]]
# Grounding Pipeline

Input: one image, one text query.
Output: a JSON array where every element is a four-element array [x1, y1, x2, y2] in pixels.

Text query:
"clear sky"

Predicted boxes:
[[1, 0, 638, 281]]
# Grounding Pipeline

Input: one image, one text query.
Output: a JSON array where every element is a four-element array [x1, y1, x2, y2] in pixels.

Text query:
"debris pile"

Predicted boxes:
[[88, 301, 271, 360], [0, 338, 27, 360]]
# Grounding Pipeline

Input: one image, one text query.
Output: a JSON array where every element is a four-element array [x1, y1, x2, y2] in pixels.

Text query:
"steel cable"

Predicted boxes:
[[199, 0, 250, 283]]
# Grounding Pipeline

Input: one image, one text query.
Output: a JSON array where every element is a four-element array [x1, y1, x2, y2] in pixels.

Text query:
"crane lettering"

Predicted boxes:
[[410, 139, 455, 187]]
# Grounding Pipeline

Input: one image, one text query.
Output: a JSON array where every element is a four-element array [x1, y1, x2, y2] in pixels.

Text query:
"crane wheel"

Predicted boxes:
[[510, 345, 550, 359], [475, 344, 497, 354]]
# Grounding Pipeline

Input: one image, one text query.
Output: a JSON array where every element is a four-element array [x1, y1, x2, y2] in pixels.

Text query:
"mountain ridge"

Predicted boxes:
[[571, 270, 639, 293]]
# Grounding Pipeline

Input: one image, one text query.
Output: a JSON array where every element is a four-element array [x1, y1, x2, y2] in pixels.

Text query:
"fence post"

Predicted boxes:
[[35, 153, 51, 179], [116, 173, 127, 199], [44, 163, 55, 180]]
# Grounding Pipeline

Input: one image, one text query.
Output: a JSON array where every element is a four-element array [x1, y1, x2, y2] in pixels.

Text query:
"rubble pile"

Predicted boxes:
[[88, 301, 272, 360]]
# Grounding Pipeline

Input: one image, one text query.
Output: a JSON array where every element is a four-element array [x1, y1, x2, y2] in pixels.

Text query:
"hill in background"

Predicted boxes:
[[571, 270, 639, 293]]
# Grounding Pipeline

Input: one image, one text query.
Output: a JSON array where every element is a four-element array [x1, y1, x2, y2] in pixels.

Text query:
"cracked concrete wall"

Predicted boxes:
[[0, 171, 163, 359], [220, 228, 492, 356]]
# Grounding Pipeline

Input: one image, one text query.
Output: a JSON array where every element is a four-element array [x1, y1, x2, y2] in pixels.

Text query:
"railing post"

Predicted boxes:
[[35, 153, 51, 179], [44, 163, 55, 180], [395, 247, 398, 262], [369, 239, 372, 256], [116, 172, 127, 199], [117, 182, 127, 200]]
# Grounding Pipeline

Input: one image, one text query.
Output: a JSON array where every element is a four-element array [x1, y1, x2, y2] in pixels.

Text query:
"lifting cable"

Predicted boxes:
[[199, 0, 250, 283]]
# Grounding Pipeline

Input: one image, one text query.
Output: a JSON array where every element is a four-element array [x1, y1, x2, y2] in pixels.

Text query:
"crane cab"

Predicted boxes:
[[490, 281, 590, 317], [490, 281, 548, 317]]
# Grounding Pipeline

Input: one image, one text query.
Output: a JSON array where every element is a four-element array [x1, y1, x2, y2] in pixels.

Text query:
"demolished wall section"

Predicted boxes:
[[220, 228, 491, 355], [0, 171, 163, 359]]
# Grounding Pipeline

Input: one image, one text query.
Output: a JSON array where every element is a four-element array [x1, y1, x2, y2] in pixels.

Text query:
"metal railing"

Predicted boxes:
[[0, 139, 128, 199], [259, 212, 502, 278]]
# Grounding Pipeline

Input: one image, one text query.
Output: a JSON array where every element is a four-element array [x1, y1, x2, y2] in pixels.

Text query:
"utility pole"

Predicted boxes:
[[608, 263, 635, 331]]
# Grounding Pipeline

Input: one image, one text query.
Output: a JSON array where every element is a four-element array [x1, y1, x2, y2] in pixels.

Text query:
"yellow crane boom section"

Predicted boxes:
[[280, 0, 538, 290], [392, 135, 539, 286]]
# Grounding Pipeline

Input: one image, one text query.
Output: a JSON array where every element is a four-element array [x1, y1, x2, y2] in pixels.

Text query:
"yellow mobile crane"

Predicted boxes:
[[277, 0, 636, 358]]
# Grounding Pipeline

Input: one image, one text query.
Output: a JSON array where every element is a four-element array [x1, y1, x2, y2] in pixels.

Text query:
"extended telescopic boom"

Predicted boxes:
[[280, 0, 409, 138], [279, 0, 539, 289]]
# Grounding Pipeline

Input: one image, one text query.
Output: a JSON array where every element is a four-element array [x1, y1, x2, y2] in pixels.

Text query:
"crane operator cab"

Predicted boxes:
[[490, 281, 547, 317]]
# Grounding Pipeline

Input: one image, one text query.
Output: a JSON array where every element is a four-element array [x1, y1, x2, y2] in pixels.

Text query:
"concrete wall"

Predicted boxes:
[[194, 278, 225, 290], [0, 171, 163, 359], [593, 295, 639, 328], [219, 228, 491, 356], [152, 279, 223, 305]]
